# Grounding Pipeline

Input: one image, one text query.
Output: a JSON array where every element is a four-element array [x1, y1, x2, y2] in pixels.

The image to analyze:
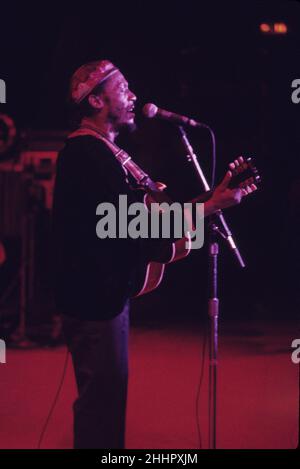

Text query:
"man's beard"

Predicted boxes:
[[112, 109, 137, 134], [118, 120, 137, 134], [126, 122, 137, 133]]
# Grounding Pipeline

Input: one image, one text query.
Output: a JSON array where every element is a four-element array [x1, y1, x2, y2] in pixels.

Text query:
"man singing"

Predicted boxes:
[[52, 59, 256, 448]]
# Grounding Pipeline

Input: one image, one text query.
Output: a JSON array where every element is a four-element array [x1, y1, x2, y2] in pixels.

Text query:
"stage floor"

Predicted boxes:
[[0, 318, 298, 449]]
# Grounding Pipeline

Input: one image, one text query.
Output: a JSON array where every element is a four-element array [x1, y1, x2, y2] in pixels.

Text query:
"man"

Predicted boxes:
[[52, 59, 256, 449]]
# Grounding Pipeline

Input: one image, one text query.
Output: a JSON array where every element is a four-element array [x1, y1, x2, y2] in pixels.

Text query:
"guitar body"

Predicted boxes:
[[132, 191, 192, 297]]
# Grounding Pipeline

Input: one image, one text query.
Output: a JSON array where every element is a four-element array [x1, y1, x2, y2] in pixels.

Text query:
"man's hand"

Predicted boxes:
[[205, 156, 257, 215]]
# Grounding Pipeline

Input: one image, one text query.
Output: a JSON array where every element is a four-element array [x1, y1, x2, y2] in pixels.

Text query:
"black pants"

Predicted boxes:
[[62, 301, 130, 449]]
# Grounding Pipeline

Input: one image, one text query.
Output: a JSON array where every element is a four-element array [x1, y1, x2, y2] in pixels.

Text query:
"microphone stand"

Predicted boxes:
[[178, 126, 245, 449]]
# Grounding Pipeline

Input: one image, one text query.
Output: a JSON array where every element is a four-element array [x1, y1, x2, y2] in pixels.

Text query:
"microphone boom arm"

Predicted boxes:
[[178, 126, 245, 268]]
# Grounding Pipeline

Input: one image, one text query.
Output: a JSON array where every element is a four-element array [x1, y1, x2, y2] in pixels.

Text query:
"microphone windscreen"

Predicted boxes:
[[142, 103, 158, 118]]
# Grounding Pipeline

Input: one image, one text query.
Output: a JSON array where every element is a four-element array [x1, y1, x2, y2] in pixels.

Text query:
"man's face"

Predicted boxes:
[[100, 71, 137, 128]]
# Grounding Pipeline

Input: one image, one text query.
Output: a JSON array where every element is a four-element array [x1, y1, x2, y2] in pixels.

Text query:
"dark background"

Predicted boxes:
[[0, 1, 299, 325]]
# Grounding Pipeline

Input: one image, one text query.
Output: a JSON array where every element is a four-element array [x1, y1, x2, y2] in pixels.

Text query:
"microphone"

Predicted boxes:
[[142, 103, 207, 128]]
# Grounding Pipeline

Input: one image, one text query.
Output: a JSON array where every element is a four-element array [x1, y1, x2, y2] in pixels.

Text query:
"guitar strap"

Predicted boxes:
[[68, 126, 160, 192]]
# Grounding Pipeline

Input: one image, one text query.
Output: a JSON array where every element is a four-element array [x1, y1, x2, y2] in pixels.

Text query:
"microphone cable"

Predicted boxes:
[[37, 346, 69, 449], [207, 126, 217, 190]]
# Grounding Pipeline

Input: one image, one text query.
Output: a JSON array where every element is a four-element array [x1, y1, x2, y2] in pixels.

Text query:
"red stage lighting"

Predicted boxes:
[[260, 23, 271, 33], [274, 22, 287, 34], [260, 22, 288, 35]]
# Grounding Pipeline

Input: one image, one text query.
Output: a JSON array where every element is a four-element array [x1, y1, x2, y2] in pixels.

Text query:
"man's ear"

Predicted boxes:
[[88, 94, 104, 110]]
